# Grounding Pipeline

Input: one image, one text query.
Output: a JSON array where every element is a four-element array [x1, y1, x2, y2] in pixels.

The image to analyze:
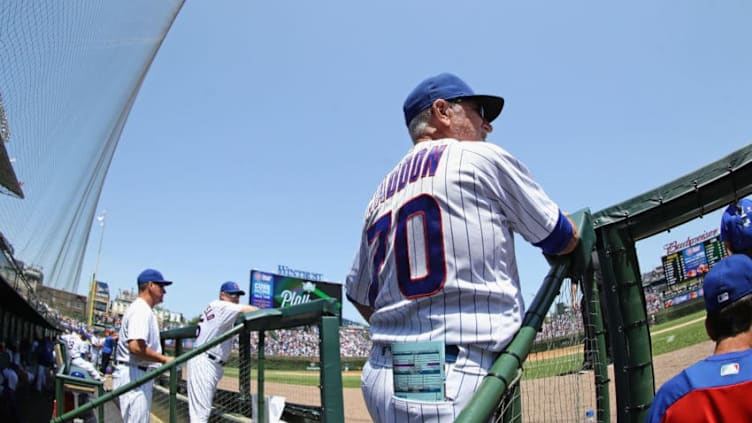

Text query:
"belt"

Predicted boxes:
[[205, 353, 226, 366], [381, 344, 460, 364], [117, 360, 149, 372]]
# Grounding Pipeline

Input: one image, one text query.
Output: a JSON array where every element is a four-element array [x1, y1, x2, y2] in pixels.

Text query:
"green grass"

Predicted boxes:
[[523, 353, 581, 379], [521, 312, 710, 379], [222, 367, 362, 388], [649, 310, 706, 333], [649, 317, 708, 356]]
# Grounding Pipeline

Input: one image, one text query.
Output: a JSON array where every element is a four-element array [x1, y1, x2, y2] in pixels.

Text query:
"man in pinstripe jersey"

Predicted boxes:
[[346, 73, 579, 422]]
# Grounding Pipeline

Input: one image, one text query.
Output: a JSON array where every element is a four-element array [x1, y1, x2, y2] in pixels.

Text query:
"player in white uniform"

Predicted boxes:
[[70, 328, 105, 382], [187, 281, 257, 423], [60, 330, 78, 369], [113, 268, 175, 423], [346, 73, 579, 422], [88, 330, 102, 369]]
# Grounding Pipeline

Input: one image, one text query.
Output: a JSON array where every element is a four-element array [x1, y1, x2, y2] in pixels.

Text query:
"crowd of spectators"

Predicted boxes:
[[239, 325, 372, 358], [537, 311, 584, 341], [535, 285, 672, 342]]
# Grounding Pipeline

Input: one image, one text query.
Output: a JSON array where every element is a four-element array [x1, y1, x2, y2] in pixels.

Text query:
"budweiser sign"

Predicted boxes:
[[663, 229, 719, 254]]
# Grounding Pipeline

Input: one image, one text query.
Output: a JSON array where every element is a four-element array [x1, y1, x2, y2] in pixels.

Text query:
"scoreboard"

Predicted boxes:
[[661, 236, 727, 286]]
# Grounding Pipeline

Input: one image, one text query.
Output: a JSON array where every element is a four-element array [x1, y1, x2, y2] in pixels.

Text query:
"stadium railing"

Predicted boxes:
[[50, 298, 343, 423]]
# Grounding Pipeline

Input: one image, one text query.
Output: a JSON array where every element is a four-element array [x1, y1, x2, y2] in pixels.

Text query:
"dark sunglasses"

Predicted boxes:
[[225, 292, 241, 298], [450, 98, 486, 121]]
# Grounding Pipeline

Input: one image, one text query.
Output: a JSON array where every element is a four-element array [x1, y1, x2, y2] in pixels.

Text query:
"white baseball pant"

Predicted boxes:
[[71, 357, 104, 381], [187, 353, 224, 423], [113, 364, 153, 423]]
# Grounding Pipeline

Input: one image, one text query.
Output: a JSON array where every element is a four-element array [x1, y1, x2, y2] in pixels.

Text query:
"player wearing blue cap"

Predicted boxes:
[[113, 268, 175, 423], [187, 281, 258, 423], [720, 197, 752, 255], [346, 73, 579, 422], [647, 253, 752, 422]]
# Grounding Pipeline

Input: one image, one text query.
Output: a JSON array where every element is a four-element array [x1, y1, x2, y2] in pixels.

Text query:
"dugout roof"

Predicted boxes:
[[592, 143, 752, 241]]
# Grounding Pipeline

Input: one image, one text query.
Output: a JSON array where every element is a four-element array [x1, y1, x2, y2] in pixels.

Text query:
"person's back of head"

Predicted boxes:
[[402, 73, 504, 143], [703, 254, 752, 342], [720, 198, 752, 255]]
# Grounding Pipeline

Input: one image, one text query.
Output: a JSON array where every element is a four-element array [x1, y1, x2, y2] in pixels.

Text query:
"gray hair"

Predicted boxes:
[[407, 101, 461, 142]]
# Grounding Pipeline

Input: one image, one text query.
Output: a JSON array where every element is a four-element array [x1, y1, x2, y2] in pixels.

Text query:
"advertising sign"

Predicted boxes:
[[661, 235, 726, 285], [249, 269, 342, 312]]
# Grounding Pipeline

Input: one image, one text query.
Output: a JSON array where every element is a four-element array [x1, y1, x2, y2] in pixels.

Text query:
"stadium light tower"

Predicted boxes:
[[87, 209, 107, 326]]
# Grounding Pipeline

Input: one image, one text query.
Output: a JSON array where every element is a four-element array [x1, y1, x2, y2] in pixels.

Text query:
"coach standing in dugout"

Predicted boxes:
[[345, 73, 579, 422], [113, 268, 175, 423], [187, 281, 258, 423]]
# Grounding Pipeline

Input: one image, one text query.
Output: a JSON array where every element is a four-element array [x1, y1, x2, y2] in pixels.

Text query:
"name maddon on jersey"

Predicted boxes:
[[366, 144, 447, 216]]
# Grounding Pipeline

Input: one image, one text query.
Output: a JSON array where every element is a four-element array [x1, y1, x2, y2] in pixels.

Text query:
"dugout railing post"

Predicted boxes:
[[238, 328, 252, 416], [320, 314, 345, 423], [257, 330, 266, 423], [596, 225, 654, 423], [581, 251, 611, 422], [454, 209, 596, 423]]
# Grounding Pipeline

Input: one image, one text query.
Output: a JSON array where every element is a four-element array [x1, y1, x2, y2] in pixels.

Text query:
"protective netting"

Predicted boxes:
[[504, 282, 603, 423], [0, 0, 184, 291]]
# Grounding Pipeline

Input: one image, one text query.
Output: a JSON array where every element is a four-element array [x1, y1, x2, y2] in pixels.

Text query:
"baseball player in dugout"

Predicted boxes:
[[187, 281, 258, 423], [113, 268, 175, 423], [646, 257, 752, 422], [345, 72, 579, 422], [720, 197, 752, 256]]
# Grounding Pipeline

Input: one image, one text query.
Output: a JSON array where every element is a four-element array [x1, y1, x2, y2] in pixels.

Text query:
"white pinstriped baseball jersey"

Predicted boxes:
[[194, 299, 245, 361], [70, 335, 90, 359], [188, 299, 246, 423], [346, 138, 562, 351]]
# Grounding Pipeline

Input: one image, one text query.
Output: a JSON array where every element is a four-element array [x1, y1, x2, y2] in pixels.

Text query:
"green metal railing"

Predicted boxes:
[[455, 209, 600, 423], [51, 298, 343, 423]]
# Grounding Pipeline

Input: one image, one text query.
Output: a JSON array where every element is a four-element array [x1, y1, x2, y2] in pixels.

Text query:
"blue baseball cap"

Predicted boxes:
[[720, 198, 752, 253], [703, 254, 752, 313], [220, 281, 245, 295], [402, 73, 505, 126], [137, 268, 173, 286]]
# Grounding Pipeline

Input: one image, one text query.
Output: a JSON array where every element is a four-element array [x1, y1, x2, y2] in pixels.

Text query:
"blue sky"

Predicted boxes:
[[76, 1, 751, 324]]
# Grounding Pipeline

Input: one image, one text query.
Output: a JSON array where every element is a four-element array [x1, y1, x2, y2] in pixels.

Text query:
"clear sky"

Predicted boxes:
[[75, 1, 751, 324]]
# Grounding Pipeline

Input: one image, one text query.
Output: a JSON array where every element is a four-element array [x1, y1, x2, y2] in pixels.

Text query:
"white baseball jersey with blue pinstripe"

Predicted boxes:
[[346, 138, 562, 351]]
